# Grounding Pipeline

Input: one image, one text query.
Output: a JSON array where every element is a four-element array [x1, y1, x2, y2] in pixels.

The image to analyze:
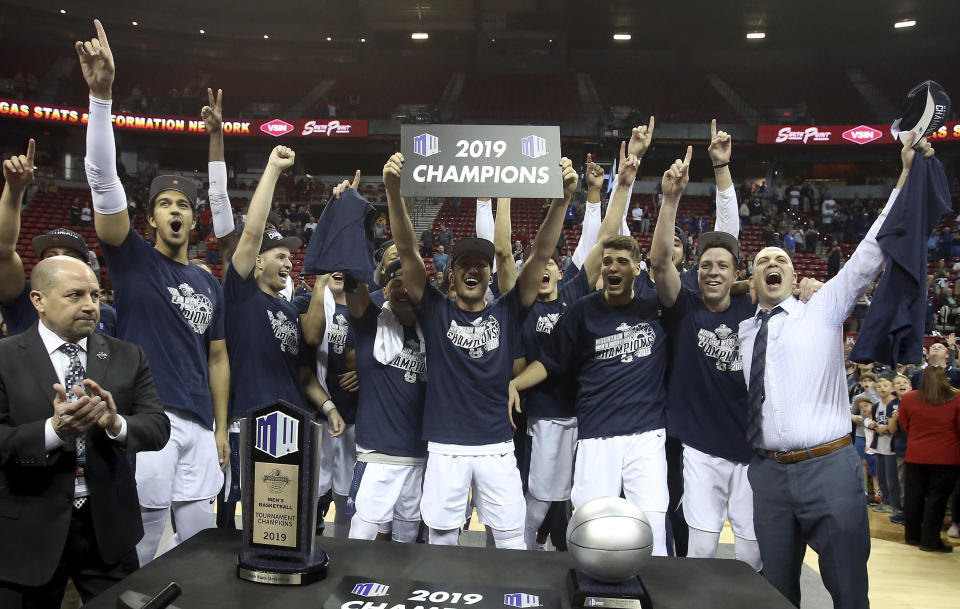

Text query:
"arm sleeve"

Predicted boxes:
[[572, 201, 602, 270], [43, 418, 67, 452], [84, 96, 128, 215], [475, 198, 496, 273], [617, 180, 635, 237], [808, 188, 899, 326], [208, 161, 235, 238], [713, 185, 740, 239]]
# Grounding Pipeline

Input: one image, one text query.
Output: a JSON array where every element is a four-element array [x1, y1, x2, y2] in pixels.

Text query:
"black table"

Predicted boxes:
[[86, 530, 793, 609]]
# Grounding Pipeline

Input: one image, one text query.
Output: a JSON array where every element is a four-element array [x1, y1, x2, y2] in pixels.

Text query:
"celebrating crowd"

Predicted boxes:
[[1, 19, 958, 609]]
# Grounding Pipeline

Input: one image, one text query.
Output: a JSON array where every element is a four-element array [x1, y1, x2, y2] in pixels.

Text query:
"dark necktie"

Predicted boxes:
[[59, 342, 89, 509], [746, 307, 782, 448]]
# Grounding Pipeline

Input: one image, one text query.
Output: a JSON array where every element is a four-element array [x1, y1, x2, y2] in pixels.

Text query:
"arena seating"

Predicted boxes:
[[459, 73, 583, 122]]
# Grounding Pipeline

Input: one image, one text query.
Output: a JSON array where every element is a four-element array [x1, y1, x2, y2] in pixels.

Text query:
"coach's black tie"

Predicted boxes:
[[59, 342, 89, 509], [746, 306, 782, 449]]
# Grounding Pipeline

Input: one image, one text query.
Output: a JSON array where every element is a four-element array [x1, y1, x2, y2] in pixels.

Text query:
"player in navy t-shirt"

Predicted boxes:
[[511, 146, 639, 551], [0, 143, 117, 338], [383, 152, 579, 549], [344, 260, 427, 543], [77, 19, 230, 565], [221, 145, 345, 522], [649, 138, 763, 570], [511, 231, 670, 556]]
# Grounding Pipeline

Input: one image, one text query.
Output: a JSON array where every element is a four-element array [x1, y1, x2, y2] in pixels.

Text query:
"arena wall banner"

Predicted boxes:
[[0, 98, 367, 138], [757, 122, 960, 145], [400, 124, 563, 198]]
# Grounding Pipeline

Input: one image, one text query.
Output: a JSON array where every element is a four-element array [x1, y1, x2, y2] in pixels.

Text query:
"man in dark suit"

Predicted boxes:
[[0, 256, 170, 608]]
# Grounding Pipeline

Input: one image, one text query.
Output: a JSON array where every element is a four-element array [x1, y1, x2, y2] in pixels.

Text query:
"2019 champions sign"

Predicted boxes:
[[400, 124, 563, 198]]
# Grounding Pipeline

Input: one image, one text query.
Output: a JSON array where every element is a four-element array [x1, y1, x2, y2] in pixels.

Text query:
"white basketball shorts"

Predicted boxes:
[[353, 461, 424, 524], [681, 444, 756, 539], [421, 451, 525, 531], [571, 429, 668, 514], [135, 409, 224, 508], [527, 417, 578, 502], [317, 423, 357, 497]]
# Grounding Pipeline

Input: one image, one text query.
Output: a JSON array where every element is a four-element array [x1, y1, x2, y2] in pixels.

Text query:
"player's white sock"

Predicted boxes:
[[333, 494, 351, 539], [348, 515, 381, 540], [734, 535, 762, 571], [167, 498, 215, 551], [392, 519, 420, 543], [524, 496, 551, 550], [429, 527, 460, 546], [137, 506, 167, 566], [686, 527, 721, 559], [491, 526, 526, 550], [646, 511, 667, 557]]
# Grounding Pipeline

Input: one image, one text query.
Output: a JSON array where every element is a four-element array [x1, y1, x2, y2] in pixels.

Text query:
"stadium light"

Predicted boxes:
[[360, 37, 366, 42], [199, 28, 206, 34], [326, 36, 332, 41], [263, 34, 269, 39], [411, 32, 429, 40], [613, 33, 632, 41], [894, 19, 916, 29], [59, 9, 66, 14], [131, 21, 139, 26], [746, 32, 766, 39]]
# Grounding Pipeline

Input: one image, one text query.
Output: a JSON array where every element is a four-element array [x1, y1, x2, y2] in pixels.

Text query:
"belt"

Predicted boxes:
[[758, 435, 851, 464]]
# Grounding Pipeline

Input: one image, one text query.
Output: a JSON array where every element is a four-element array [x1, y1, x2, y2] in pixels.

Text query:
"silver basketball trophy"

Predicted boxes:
[[566, 497, 654, 609], [237, 400, 329, 584]]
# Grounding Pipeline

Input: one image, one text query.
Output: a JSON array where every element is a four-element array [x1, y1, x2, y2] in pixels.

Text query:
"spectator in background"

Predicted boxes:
[[748, 197, 763, 225], [204, 232, 219, 265], [564, 200, 578, 229], [69, 197, 83, 225], [804, 221, 819, 255], [420, 227, 435, 258], [450, 197, 461, 215], [739, 199, 749, 227], [928, 228, 941, 261], [437, 223, 453, 250], [890, 374, 912, 526], [871, 378, 902, 517], [783, 230, 796, 254], [898, 366, 960, 553], [827, 239, 842, 278], [79, 203, 92, 226], [822, 196, 837, 228], [432, 245, 450, 277], [631, 203, 643, 233], [790, 227, 805, 254]]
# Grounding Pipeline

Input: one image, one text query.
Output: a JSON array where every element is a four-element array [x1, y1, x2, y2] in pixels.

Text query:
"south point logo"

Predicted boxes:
[[447, 316, 500, 359], [167, 282, 214, 334], [263, 468, 290, 493]]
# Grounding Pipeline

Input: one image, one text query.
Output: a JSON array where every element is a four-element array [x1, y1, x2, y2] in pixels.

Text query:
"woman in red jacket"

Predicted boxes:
[[898, 366, 960, 553]]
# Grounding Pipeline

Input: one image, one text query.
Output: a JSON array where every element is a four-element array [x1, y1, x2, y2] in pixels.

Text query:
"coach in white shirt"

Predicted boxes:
[[738, 136, 934, 609]]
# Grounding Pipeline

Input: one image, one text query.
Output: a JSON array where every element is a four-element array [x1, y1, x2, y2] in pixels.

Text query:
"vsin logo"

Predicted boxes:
[[351, 583, 389, 597], [841, 125, 883, 145], [255, 411, 299, 458], [260, 119, 294, 137], [413, 133, 440, 157], [504, 593, 541, 608]]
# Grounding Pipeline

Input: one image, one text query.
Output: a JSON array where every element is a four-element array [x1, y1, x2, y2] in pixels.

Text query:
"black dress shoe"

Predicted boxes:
[[919, 543, 953, 553], [905, 538, 920, 546]]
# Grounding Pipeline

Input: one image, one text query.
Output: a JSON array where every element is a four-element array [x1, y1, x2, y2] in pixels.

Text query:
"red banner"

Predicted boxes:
[[0, 98, 368, 138], [758, 122, 960, 145]]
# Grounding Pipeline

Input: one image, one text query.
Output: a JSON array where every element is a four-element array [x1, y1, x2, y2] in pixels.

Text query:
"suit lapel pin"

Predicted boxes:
[[97, 352, 107, 359]]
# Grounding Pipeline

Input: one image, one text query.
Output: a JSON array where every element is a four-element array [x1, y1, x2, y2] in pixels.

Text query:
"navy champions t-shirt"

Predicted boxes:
[[101, 228, 224, 428], [538, 290, 667, 440], [520, 267, 591, 418], [224, 264, 306, 421], [415, 281, 522, 445], [352, 302, 427, 457], [326, 302, 358, 424], [1, 283, 116, 337], [662, 289, 755, 463]]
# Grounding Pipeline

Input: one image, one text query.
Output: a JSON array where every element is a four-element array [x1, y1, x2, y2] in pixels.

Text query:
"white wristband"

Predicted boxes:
[[321, 399, 337, 416], [208, 161, 235, 238]]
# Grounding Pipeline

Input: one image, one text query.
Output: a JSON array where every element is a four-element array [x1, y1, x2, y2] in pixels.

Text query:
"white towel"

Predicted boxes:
[[374, 302, 425, 365]]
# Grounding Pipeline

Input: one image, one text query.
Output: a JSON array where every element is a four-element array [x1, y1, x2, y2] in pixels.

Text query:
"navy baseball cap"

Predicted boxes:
[[696, 231, 742, 264], [32, 228, 89, 260], [259, 228, 301, 253], [891, 80, 951, 145], [149, 175, 198, 209], [451, 237, 495, 266]]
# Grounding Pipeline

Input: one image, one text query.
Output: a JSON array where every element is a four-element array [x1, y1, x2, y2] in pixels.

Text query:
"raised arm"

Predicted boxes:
[[707, 119, 739, 238], [301, 274, 329, 346], [231, 146, 295, 278], [208, 339, 230, 470], [494, 198, 518, 293], [582, 142, 639, 289], [345, 276, 372, 319], [383, 153, 427, 304], [77, 20, 130, 246], [0, 139, 34, 303], [517, 158, 578, 308], [203, 88, 239, 263], [650, 146, 692, 307]]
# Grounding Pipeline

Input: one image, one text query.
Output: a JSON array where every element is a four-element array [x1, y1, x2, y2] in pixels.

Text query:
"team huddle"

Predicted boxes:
[[0, 19, 942, 609]]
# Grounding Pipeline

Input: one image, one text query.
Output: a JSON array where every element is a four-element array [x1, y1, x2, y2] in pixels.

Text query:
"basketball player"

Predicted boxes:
[[383, 152, 579, 549], [77, 20, 229, 564], [511, 143, 639, 551]]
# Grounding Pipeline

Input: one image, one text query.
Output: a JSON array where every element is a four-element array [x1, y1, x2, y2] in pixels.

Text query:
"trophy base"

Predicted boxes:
[[237, 548, 329, 585], [567, 569, 653, 609]]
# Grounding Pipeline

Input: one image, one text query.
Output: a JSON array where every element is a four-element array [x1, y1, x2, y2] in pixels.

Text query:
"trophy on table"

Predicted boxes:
[[237, 400, 329, 585]]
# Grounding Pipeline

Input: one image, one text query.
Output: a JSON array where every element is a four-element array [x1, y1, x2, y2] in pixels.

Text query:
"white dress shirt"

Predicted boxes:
[[738, 188, 900, 452], [40, 320, 127, 452]]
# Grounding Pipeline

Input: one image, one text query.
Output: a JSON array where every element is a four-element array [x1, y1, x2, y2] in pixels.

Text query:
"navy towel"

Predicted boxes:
[[851, 153, 951, 365], [303, 189, 378, 285]]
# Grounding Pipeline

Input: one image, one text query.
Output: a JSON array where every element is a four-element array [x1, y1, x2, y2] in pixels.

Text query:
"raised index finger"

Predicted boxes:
[[682, 145, 693, 168], [94, 19, 110, 49], [647, 115, 655, 137], [207, 87, 215, 107], [216, 88, 223, 109], [25, 138, 35, 166], [710, 118, 717, 139]]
